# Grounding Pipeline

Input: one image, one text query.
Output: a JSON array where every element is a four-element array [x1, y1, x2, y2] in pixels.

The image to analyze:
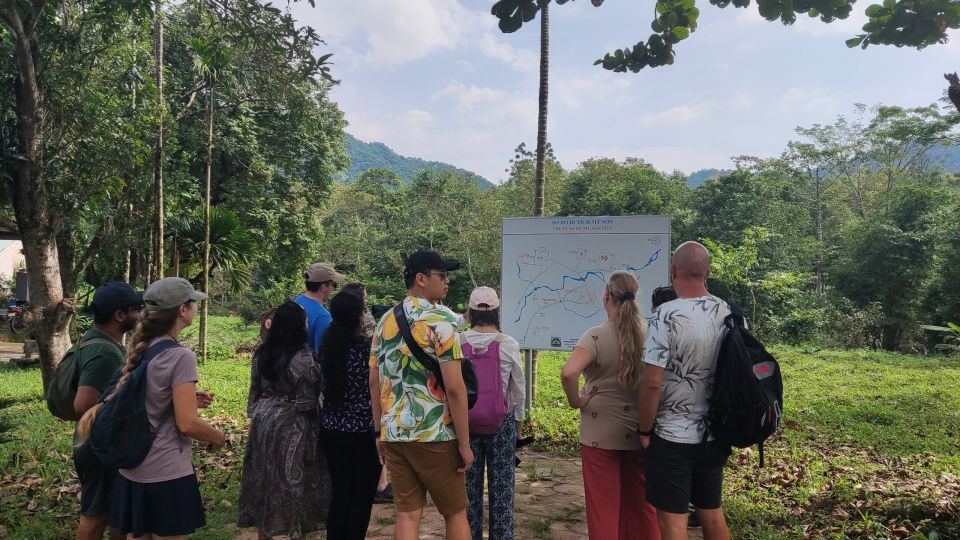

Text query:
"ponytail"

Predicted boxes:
[[607, 271, 645, 392]]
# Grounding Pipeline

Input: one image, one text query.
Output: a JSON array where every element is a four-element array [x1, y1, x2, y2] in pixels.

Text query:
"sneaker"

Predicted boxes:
[[688, 509, 700, 528], [374, 483, 394, 504]]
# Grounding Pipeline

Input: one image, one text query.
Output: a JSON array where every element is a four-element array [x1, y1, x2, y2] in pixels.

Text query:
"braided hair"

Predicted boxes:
[[75, 304, 183, 444]]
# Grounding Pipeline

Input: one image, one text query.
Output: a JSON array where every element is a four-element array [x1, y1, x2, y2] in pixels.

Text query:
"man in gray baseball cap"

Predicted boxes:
[[294, 262, 346, 351], [144, 277, 207, 310]]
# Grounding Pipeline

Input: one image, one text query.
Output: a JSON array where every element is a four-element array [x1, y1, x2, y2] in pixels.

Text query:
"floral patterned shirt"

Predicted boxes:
[[369, 296, 464, 442], [320, 337, 374, 433], [643, 295, 731, 444]]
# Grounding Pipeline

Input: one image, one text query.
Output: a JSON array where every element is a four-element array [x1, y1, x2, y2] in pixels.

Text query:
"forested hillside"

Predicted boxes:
[[343, 133, 493, 188]]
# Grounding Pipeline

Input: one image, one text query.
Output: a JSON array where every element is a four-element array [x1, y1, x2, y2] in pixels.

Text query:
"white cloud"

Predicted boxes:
[[479, 33, 539, 72], [551, 67, 638, 110], [731, 92, 753, 110], [404, 109, 435, 129], [435, 82, 509, 111], [636, 105, 703, 127], [302, 0, 480, 66], [779, 87, 836, 110]]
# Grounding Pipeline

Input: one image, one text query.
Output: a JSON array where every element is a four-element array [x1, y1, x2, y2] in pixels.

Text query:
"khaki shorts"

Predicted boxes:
[[380, 440, 468, 517]]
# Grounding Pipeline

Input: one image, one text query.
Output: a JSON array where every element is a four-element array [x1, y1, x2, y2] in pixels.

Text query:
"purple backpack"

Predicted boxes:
[[463, 337, 509, 435]]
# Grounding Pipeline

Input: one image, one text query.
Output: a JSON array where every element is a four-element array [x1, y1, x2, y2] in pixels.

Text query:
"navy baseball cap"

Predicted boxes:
[[91, 282, 144, 317], [403, 250, 460, 277]]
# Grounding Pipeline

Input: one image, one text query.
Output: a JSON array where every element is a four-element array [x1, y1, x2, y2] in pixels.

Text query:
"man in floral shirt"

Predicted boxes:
[[369, 250, 474, 540]]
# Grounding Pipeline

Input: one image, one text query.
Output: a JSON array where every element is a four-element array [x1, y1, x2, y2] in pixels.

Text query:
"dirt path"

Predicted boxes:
[[237, 450, 704, 539]]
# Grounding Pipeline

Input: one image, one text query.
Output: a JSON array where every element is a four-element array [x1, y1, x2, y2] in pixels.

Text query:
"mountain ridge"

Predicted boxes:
[[343, 133, 493, 188]]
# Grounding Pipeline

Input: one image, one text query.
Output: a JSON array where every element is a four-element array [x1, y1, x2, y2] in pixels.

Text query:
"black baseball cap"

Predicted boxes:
[[403, 250, 460, 277], [91, 282, 144, 317]]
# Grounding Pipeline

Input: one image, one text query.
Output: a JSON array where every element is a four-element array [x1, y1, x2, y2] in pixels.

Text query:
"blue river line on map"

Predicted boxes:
[[512, 248, 662, 324]]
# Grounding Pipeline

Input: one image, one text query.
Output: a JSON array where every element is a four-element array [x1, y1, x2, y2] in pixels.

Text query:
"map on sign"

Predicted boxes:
[[501, 216, 671, 351]]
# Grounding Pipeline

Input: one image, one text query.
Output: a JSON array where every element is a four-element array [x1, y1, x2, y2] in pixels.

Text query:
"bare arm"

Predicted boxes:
[[502, 337, 526, 421], [561, 346, 598, 409], [73, 386, 101, 418], [173, 382, 226, 446], [439, 360, 474, 473], [637, 363, 665, 447], [369, 365, 382, 433]]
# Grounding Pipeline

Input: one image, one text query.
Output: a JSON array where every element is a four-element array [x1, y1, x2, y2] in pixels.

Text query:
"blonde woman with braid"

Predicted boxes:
[[77, 278, 226, 539], [561, 271, 660, 540]]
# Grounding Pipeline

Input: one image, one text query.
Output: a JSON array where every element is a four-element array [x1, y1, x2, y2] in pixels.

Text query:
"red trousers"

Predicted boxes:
[[581, 445, 660, 540]]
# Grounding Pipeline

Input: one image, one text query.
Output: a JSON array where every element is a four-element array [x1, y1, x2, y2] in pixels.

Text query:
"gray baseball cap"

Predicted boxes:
[[143, 277, 207, 310]]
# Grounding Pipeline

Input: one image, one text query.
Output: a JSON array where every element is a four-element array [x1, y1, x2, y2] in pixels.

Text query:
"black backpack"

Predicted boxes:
[[89, 340, 182, 469], [704, 301, 783, 466]]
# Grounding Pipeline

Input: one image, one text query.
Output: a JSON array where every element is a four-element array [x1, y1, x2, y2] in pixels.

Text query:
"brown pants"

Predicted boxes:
[[380, 440, 468, 517]]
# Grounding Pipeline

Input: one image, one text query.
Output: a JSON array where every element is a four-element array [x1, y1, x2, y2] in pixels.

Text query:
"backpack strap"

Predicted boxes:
[[140, 339, 182, 367], [392, 304, 444, 388], [724, 300, 748, 329], [77, 337, 116, 350]]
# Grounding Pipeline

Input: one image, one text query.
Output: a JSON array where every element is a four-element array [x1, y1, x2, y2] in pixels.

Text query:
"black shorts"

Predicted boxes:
[[644, 434, 732, 514], [73, 441, 117, 518]]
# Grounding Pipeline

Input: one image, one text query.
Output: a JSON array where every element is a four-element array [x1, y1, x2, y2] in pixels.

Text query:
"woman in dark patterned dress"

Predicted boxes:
[[318, 290, 382, 540], [237, 301, 330, 539]]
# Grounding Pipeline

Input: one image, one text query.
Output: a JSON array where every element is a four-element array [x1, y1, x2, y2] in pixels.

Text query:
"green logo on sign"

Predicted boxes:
[[551, 337, 562, 348]]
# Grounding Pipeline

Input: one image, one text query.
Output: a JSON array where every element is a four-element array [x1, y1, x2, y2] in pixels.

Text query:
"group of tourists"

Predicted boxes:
[[61, 240, 735, 540]]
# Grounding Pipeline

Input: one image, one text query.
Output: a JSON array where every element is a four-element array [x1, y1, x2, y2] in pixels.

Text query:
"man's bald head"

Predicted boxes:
[[672, 241, 710, 281]]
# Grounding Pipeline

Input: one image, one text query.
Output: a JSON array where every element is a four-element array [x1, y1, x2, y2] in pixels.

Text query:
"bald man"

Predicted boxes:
[[635, 241, 733, 540]]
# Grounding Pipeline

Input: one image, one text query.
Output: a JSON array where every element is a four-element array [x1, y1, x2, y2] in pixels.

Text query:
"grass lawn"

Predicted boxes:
[[1, 318, 959, 539]]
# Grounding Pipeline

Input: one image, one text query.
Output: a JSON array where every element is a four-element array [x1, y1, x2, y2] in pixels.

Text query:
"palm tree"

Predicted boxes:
[[187, 35, 231, 362], [534, 0, 549, 218], [166, 208, 255, 292]]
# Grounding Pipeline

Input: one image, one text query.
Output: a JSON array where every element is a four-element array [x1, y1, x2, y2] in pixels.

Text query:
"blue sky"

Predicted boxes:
[[290, 0, 960, 183]]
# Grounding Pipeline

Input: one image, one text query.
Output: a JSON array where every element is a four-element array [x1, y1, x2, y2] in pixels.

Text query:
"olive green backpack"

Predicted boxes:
[[45, 337, 113, 421]]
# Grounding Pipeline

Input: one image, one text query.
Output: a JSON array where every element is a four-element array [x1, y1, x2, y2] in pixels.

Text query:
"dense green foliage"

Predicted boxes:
[[1, 0, 347, 299]]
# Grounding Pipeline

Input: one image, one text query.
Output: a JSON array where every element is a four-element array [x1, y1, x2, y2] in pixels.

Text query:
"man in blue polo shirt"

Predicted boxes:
[[294, 262, 345, 351]]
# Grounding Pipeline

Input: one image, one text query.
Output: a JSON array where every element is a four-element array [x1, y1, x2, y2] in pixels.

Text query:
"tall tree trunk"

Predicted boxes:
[[815, 188, 824, 299], [123, 204, 133, 282], [5, 5, 74, 391], [172, 237, 180, 277], [152, 3, 165, 281], [530, 0, 551, 402], [200, 82, 214, 363], [534, 0, 549, 218]]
